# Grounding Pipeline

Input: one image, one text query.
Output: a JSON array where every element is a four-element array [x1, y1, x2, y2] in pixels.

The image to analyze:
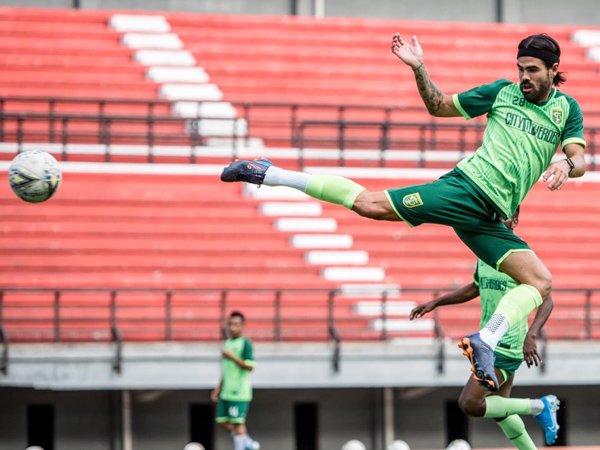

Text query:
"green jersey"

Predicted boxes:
[[453, 79, 586, 218], [474, 259, 527, 359], [220, 336, 255, 401]]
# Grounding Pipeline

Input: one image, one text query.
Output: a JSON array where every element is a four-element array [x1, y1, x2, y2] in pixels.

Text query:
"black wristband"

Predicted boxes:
[[564, 157, 575, 173]]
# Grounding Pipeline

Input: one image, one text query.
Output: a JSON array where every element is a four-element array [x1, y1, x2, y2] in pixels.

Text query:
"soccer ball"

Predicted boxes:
[[8, 150, 61, 203], [388, 440, 411, 450], [341, 440, 367, 450], [446, 439, 471, 450], [183, 443, 205, 450]]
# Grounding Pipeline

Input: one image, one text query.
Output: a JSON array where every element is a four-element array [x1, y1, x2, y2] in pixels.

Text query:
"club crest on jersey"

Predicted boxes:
[[402, 192, 423, 208], [551, 107, 563, 125]]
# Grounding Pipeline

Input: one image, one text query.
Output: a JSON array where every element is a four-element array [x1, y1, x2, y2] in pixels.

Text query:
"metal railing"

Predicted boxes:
[[2, 96, 596, 169], [0, 287, 598, 344]]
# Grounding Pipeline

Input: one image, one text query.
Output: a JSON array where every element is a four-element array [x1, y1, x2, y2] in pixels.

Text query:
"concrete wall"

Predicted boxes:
[[0, 0, 599, 25], [0, 390, 115, 450], [1, 385, 599, 450]]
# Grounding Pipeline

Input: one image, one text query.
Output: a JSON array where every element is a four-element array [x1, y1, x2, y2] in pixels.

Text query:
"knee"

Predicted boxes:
[[458, 395, 485, 417], [531, 269, 552, 299], [352, 191, 379, 218], [352, 191, 394, 220], [218, 422, 232, 431]]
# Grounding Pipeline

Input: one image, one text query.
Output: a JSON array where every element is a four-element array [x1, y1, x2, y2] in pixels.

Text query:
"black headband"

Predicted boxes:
[[517, 47, 560, 65]]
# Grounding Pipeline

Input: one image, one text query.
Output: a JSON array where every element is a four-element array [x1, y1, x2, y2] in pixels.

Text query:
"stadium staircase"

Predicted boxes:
[[0, 8, 599, 158], [0, 8, 599, 341], [1, 170, 599, 341]]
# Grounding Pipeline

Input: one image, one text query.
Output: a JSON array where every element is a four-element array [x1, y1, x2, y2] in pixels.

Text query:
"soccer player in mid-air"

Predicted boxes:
[[410, 207, 560, 448], [221, 33, 586, 392], [211, 311, 260, 450]]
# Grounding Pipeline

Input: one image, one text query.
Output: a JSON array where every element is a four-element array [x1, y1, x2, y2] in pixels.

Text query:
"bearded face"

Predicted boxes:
[[517, 56, 557, 104]]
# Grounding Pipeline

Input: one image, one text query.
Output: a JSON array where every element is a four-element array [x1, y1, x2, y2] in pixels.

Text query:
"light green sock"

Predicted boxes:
[[485, 396, 532, 418], [305, 174, 365, 209], [494, 284, 543, 324], [497, 415, 537, 450]]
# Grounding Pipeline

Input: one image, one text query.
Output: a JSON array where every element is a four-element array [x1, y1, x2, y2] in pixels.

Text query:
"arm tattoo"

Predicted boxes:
[[414, 66, 445, 115]]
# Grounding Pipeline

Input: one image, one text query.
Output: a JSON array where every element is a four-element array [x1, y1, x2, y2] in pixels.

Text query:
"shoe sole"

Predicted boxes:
[[458, 337, 498, 392]]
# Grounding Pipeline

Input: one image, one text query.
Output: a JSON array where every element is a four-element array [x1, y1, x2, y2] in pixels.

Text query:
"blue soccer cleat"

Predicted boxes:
[[458, 333, 499, 392], [220, 158, 273, 186], [534, 394, 560, 445]]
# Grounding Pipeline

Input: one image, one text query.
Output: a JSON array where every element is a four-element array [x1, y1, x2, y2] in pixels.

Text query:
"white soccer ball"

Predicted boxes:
[[342, 440, 367, 450], [446, 439, 472, 450], [8, 150, 61, 203], [183, 443, 205, 450], [388, 439, 411, 450]]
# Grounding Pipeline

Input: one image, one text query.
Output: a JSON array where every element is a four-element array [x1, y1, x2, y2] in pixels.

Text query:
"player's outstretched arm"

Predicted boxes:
[[410, 283, 479, 319], [523, 295, 554, 367], [542, 143, 586, 191], [391, 33, 460, 118]]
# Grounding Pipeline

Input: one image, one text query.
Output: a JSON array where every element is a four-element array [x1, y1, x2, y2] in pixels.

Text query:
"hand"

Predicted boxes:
[[523, 333, 542, 368], [542, 159, 571, 191], [410, 301, 436, 320], [391, 33, 423, 69], [222, 349, 235, 360], [210, 388, 220, 403]]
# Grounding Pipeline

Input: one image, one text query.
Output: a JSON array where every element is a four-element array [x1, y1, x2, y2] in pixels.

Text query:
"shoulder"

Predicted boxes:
[[454, 79, 515, 118], [554, 90, 583, 110]]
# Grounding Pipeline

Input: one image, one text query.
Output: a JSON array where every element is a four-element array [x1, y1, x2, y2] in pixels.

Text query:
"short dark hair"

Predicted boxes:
[[518, 34, 566, 86], [229, 311, 245, 322]]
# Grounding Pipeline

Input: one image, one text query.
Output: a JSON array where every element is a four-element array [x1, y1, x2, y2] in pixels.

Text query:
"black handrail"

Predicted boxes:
[[1, 96, 598, 169], [111, 326, 122, 375], [0, 287, 598, 344], [0, 327, 8, 375]]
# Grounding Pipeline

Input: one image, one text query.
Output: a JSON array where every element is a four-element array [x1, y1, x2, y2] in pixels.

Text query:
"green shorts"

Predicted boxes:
[[385, 169, 531, 269], [216, 399, 251, 424], [495, 351, 523, 383]]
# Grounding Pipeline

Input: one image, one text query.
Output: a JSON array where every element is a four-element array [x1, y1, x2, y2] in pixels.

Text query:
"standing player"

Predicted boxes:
[[211, 311, 260, 450], [410, 207, 560, 448], [221, 33, 586, 391]]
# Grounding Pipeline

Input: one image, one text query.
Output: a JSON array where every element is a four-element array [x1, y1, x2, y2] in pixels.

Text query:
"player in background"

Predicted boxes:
[[221, 33, 586, 392], [211, 311, 260, 450], [410, 207, 560, 448]]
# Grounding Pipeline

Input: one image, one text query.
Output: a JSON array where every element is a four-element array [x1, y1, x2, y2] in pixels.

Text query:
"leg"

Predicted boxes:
[[458, 367, 508, 417], [472, 252, 550, 367], [231, 423, 248, 436], [491, 374, 537, 450], [455, 226, 549, 391], [499, 251, 552, 300], [231, 423, 260, 450], [221, 158, 401, 221], [459, 370, 549, 449], [484, 390, 560, 446], [496, 416, 537, 450], [352, 190, 402, 221], [218, 422, 234, 432]]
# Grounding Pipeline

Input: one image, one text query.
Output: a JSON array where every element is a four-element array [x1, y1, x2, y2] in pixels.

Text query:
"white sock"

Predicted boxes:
[[478, 313, 510, 349], [233, 433, 247, 450], [263, 166, 310, 191], [531, 399, 544, 415]]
